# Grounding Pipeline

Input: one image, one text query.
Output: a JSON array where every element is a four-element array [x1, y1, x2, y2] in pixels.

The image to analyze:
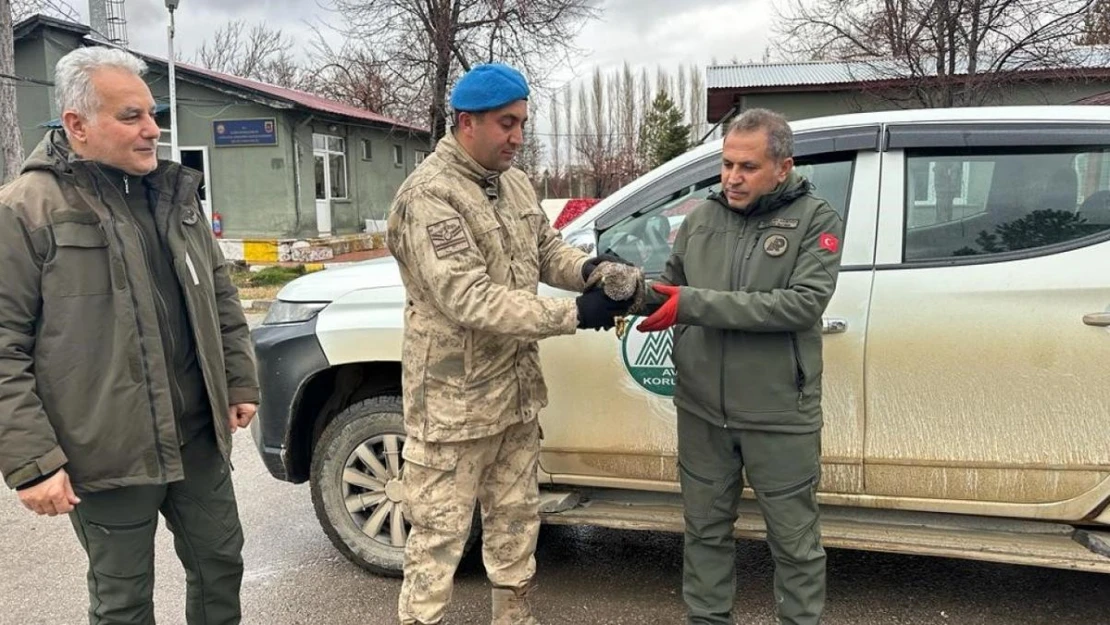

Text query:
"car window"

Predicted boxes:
[[903, 147, 1110, 261], [596, 155, 855, 276], [596, 177, 718, 275]]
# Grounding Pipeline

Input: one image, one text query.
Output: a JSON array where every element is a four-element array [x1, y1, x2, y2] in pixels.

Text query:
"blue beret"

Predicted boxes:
[[450, 63, 530, 112]]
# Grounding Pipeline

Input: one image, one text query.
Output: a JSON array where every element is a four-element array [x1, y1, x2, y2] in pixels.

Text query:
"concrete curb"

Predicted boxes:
[[241, 299, 274, 313]]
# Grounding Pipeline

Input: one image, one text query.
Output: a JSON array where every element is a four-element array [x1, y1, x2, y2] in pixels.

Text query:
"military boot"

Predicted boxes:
[[491, 584, 539, 625]]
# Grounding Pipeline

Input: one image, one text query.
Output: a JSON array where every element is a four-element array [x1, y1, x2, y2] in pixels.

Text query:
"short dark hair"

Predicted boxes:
[[726, 108, 793, 162], [452, 109, 487, 128]]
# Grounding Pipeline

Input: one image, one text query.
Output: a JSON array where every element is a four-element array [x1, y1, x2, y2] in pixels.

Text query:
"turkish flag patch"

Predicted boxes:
[[818, 233, 840, 253]]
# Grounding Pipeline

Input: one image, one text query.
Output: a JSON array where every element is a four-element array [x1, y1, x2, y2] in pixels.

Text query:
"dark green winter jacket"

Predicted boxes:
[[648, 171, 844, 432], [0, 131, 259, 492]]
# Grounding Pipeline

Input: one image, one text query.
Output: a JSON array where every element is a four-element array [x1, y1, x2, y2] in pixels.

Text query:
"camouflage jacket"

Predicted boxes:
[[386, 132, 589, 442]]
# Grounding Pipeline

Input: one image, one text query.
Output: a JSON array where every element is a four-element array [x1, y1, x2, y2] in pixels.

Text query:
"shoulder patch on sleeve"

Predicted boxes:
[[818, 233, 840, 253], [427, 217, 471, 259]]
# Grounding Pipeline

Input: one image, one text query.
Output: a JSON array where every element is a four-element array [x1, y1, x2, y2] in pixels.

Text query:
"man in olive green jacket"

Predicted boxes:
[[638, 108, 844, 625], [0, 47, 258, 624]]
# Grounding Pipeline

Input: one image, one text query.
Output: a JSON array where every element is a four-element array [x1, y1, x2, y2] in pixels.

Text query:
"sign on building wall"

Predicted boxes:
[[213, 118, 278, 147]]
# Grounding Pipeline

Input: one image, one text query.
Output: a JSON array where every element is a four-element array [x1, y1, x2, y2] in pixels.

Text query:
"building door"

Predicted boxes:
[[179, 147, 212, 223], [313, 134, 348, 236], [314, 151, 333, 235]]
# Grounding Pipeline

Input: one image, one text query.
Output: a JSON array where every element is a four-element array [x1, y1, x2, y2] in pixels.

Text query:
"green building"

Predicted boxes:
[[6, 15, 431, 262], [706, 58, 1110, 124]]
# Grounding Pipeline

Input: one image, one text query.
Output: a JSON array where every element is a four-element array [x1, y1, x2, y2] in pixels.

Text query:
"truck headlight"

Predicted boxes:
[[262, 301, 329, 325]]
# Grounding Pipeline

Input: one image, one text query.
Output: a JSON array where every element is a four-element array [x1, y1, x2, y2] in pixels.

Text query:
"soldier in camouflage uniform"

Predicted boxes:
[[386, 63, 634, 625]]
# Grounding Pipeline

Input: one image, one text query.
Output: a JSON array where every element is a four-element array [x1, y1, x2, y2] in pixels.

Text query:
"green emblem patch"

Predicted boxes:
[[620, 317, 676, 397]]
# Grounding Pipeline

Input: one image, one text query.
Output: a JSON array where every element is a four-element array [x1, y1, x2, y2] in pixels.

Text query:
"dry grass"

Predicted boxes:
[[236, 284, 283, 301]]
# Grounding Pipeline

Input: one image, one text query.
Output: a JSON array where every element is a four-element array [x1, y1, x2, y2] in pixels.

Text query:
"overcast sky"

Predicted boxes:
[[75, 0, 773, 83], [66, 0, 774, 133]]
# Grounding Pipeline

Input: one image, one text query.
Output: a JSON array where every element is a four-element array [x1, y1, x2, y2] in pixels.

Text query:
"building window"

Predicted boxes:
[[393, 144, 404, 167], [157, 128, 172, 161], [362, 139, 373, 161], [313, 133, 348, 200], [415, 150, 430, 165]]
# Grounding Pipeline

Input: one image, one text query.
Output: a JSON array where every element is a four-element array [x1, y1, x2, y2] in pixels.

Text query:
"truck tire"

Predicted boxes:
[[309, 395, 478, 576]]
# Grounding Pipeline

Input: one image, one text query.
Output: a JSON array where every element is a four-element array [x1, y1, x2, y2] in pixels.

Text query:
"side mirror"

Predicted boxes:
[[563, 227, 596, 254]]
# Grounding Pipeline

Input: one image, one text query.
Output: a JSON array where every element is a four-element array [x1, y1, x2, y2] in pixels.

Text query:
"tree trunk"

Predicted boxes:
[[0, 0, 24, 184]]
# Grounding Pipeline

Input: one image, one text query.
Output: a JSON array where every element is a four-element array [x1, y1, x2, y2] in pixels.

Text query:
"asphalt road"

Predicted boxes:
[[1, 314, 1107, 624]]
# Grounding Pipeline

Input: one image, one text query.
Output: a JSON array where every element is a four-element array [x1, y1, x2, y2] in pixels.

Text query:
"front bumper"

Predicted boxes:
[[250, 316, 329, 482]]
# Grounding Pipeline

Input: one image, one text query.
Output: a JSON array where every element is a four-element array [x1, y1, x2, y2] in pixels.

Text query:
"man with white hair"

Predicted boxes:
[[0, 46, 258, 624]]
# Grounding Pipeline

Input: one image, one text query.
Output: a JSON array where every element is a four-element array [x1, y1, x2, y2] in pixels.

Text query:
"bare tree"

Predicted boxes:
[[12, 0, 77, 22], [620, 62, 637, 174], [638, 66, 651, 132], [321, 0, 599, 143], [305, 34, 418, 122], [194, 20, 309, 89], [689, 64, 706, 144], [563, 85, 573, 194], [1078, 0, 1110, 43], [574, 83, 590, 196], [549, 91, 561, 195], [778, 0, 1099, 108], [676, 64, 688, 115], [514, 127, 544, 183], [571, 68, 625, 197], [656, 66, 670, 98]]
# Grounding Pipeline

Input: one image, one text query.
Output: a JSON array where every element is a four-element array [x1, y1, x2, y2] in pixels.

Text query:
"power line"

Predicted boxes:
[[0, 72, 55, 87]]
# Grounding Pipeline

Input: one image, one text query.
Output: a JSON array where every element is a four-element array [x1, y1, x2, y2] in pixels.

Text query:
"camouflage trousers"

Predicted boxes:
[[398, 419, 541, 624]]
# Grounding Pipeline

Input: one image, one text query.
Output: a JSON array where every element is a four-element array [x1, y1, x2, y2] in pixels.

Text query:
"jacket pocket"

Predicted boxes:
[[672, 325, 716, 402], [724, 332, 799, 414], [465, 330, 514, 386], [469, 206, 508, 261], [790, 333, 806, 400], [417, 323, 501, 433], [45, 222, 113, 296]]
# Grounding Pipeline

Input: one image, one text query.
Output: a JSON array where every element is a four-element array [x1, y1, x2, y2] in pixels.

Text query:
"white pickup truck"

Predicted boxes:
[[251, 105, 1110, 577]]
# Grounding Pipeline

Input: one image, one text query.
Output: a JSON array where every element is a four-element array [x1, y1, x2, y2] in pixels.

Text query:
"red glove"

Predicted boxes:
[[637, 284, 680, 332]]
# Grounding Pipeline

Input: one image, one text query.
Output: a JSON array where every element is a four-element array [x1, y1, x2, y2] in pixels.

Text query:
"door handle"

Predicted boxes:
[[822, 317, 848, 334], [1083, 313, 1110, 327]]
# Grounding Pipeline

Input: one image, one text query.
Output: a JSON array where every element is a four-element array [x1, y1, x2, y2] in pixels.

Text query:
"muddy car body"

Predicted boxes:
[[251, 106, 1110, 576]]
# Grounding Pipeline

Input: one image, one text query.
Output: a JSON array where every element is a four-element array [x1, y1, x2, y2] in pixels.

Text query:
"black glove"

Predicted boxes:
[[581, 253, 632, 282], [576, 287, 631, 330]]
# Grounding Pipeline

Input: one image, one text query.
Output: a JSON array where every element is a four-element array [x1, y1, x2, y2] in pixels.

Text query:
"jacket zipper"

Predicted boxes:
[[721, 219, 750, 427], [131, 210, 189, 436], [489, 202, 524, 415], [738, 232, 762, 289], [94, 174, 168, 476]]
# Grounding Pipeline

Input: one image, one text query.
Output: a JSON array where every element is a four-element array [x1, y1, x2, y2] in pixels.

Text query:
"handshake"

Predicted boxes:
[[575, 255, 644, 332]]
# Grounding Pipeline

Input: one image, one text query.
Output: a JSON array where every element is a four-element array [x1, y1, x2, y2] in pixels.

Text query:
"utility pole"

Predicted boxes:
[[165, 0, 179, 162], [0, 0, 24, 183]]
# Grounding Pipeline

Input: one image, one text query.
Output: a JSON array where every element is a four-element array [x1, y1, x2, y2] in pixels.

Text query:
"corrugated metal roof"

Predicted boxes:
[[707, 61, 889, 89], [135, 56, 429, 134], [171, 61, 430, 134], [708, 50, 1110, 90]]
